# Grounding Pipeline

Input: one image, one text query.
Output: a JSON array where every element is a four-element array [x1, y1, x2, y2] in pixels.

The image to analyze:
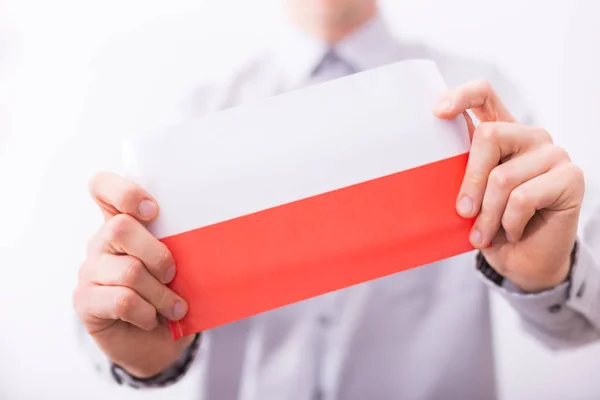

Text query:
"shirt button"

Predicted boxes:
[[548, 304, 563, 314]]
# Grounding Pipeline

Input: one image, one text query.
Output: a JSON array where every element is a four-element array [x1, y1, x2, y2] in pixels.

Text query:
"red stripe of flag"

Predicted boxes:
[[164, 153, 474, 340]]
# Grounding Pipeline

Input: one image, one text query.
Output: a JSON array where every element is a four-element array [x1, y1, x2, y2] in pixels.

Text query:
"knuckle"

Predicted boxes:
[[72, 284, 94, 320], [565, 162, 584, 178], [488, 168, 511, 191], [106, 213, 135, 243], [78, 254, 101, 283], [115, 289, 137, 317], [72, 286, 85, 314], [535, 128, 553, 143], [566, 164, 586, 191], [120, 258, 146, 287], [501, 209, 519, 231], [501, 217, 517, 234], [509, 188, 530, 211], [549, 145, 570, 161], [88, 171, 107, 196], [575, 174, 586, 199], [476, 123, 498, 143], [474, 78, 493, 94]]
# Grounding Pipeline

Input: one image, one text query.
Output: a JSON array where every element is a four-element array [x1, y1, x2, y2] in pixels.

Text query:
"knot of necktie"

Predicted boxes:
[[309, 48, 357, 84]]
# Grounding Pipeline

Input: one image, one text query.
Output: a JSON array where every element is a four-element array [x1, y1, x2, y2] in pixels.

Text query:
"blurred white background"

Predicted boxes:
[[1, 0, 600, 399]]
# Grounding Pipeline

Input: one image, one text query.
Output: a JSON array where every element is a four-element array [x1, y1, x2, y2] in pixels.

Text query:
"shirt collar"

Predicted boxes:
[[335, 13, 401, 72], [273, 13, 401, 89]]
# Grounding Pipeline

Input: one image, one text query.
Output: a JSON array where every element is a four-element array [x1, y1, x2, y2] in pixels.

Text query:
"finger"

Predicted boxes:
[[92, 254, 186, 321], [502, 163, 585, 242], [456, 123, 552, 219], [74, 285, 158, 331], [89, 171, 158, 222], [463, 112, 476, 139], [88, 214, 175, 284], [434, 79, 515, 123], [469, 145, 571, 248], [85, 253, 188, 321]]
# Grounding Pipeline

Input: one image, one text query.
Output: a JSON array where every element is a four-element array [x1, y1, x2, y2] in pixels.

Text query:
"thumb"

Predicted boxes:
[[89, 171, 159, 222]]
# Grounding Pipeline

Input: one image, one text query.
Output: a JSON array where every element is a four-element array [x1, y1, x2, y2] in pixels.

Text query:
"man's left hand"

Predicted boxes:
[[434, 79, 585, 293]]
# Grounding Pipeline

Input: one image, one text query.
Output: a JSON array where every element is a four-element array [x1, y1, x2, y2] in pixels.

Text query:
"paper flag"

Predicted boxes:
[[121, 59, 474, 340]]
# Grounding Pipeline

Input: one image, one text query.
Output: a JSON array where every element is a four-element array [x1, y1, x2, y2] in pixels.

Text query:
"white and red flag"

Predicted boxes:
[[122, 60, 474, 340]]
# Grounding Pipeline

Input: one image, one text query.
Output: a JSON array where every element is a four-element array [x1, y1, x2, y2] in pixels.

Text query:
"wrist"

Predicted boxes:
[[489, 240, 578, 294], [514, 241, 578, 293], [118, 334, 196, 379], [110, 333, 201, 388], [506, 262, 571, 294]]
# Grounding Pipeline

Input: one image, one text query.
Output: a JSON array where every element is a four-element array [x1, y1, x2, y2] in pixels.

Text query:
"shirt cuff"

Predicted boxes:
[[564, 240, 600, 331], [476, 249, 579, 327], [110, 333, 202, 389]]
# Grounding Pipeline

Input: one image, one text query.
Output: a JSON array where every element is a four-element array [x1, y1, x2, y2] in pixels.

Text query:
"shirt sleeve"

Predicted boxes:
[[478, 238, 600, 349]]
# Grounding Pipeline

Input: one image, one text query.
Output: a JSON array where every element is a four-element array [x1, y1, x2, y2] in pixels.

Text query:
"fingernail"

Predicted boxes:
[[138, 199, 157, 219], [436, 99, 453, 112], [470, 229, 482, 247], [457, 196, 473, 216], [172, 301, 187, 320], [164, 265, 176, 283], [506, 231, 513, 242]]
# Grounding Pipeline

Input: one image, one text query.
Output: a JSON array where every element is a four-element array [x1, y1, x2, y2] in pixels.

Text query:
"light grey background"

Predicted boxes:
[[1, 0, 599, 399]]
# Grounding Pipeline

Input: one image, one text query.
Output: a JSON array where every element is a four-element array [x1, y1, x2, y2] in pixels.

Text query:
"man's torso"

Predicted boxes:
[[187, 17, 530, 400]]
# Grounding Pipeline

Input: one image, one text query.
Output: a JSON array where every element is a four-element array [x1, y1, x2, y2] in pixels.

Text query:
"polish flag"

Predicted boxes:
[[122, 60, 474, 340]]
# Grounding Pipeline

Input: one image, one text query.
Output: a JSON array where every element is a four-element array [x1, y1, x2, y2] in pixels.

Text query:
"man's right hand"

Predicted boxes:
[[73, 172, 194, 378]]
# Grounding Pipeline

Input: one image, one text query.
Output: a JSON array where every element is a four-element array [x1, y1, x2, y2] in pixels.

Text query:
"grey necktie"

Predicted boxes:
[[205, 319, 252, 400], [309, 48, 357, 84]]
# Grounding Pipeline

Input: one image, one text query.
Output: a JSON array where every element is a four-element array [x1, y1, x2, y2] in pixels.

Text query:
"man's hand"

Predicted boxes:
[[435, 79, 585, 293], [73, 172, 194, 378]]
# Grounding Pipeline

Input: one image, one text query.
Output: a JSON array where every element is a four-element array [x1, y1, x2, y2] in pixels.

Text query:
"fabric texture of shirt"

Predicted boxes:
[[85, 12, 600, 400]]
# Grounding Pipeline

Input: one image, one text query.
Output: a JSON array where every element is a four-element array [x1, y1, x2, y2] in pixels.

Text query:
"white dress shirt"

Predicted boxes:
[[93, 13, 600, 400]]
